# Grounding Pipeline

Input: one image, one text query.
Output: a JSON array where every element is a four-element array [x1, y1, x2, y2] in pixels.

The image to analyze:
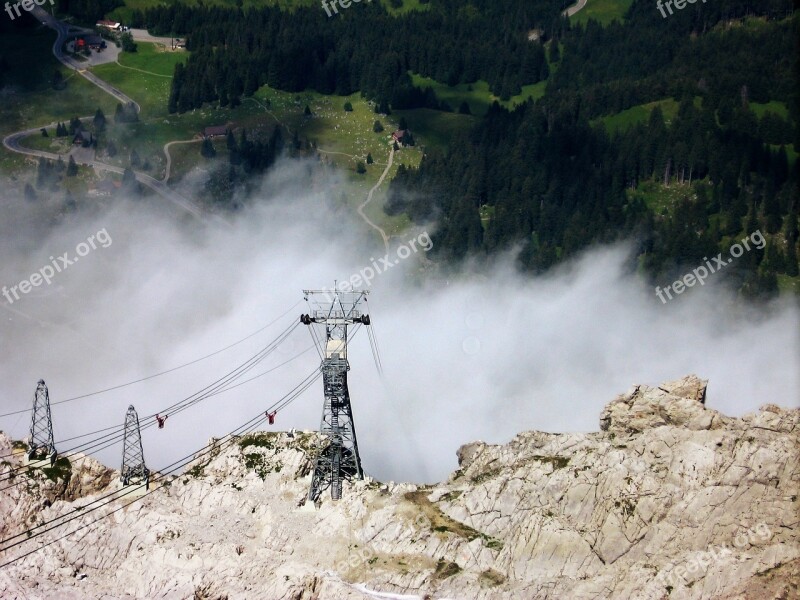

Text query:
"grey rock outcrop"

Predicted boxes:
[[0, 375, 797, 599]]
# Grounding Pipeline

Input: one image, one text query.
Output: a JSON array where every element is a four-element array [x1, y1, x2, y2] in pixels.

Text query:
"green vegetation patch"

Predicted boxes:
[[438, 490, 463, 502], [186, 462, 206, 478], [627, 179, 699, 217], [243, 453, 283, 480], [239, 432, 280, 450], [408, 74, 545, 118], [393, 108, 475, 151], [595, 99, 680, 135], [531, 455, 570, 470], [750, 101, 789, 120], [470, 467, 503, 484], [117, 42, 188, 77], [571, 0, 633, 27], [380, 0, 431, 15], [776, 274, 800, 294], [92, 60, 172, 118], [41, 457, 72, 482]]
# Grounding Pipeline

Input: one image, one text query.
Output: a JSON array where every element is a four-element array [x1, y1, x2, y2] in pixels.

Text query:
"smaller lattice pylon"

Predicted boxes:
[[120, 405, 149, 488], [28, 379, 56, 464]]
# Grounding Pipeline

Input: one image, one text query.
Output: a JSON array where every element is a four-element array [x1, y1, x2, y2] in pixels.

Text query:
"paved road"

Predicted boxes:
[[5, 8, 203, 218], [3, 125, 204, 219], [31, 6, 140, 113]]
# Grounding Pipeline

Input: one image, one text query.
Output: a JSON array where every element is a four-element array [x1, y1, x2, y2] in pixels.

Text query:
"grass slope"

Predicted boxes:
[[750, 101, 789, 120], [571, 0, 633, 26], [594, 97, 706, 135], [594, 99, 680, 134]]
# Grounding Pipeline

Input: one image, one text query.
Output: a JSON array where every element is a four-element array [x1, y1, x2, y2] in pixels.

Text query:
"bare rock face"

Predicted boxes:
[[455, 441, 485, 470], [600, 374, 719, 433], [1, 376, 798, 600]]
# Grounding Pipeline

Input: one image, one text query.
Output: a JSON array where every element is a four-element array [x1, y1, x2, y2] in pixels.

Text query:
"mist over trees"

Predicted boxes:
[[44, 0, 799, 297]]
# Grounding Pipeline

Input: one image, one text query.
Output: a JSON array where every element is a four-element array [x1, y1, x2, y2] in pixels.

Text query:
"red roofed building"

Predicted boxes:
[[202, 125, 229, 138]]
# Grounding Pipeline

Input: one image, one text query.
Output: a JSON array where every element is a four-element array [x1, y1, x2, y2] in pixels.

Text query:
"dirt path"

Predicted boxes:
[[245, 97, 394, 248], [245, 97, 292, 135], [357, 146, 394, 253], [162, 139, 200, 183], [114, 59, 172, 79]]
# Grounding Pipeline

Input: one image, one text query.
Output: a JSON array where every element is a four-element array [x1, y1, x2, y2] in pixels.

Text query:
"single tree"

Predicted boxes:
[[343, 101, 353, 112], [120, 32, 137, 53], [366, 153, 373, 165], [121, 167, 140, 196], [201, 138, 216, 158], [549, 39, 560, 63], [66, 155, 78, 176], [93, 108, 106, 132], [373, 120, 384, 133], [36, 157, 49, 188], [356, 161, 366, 174], [24, 183, 37, 201]]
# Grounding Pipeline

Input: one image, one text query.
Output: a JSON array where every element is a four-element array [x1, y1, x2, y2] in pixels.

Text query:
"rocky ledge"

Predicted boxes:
[[0, 375, 797, 599]]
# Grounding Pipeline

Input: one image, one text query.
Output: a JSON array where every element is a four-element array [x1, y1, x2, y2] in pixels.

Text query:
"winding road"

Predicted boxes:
[[3, 8, 201, 218]]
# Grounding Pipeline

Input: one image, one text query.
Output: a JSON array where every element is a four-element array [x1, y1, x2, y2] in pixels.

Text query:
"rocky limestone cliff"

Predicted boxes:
[[0, 375, 797, 600]]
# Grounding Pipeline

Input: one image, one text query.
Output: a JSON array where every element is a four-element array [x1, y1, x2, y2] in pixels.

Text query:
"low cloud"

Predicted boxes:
[[1, 160, 797, 484]]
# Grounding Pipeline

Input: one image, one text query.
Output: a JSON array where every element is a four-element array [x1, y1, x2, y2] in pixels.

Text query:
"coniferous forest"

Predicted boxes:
[[128, 0, 796, 298]]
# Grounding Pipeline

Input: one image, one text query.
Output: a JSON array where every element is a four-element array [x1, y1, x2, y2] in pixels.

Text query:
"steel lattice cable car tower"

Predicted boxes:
[[301, 287, 370, 502], [28, 379, 56, 463], [121, 405, 149, 488]]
